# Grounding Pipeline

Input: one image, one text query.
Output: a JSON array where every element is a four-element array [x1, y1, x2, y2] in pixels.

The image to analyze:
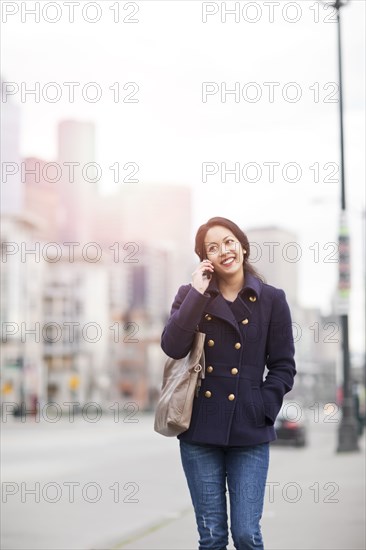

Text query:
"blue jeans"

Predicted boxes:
[[179, 440, 270, 550]]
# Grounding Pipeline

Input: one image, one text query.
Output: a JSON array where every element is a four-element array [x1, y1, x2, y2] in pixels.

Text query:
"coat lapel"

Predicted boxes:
[[204, 294, 239, 330], [202, 271, 262, 333]]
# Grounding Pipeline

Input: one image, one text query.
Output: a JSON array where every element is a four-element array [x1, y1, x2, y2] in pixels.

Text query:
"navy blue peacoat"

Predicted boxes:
[[161, 271, 296, 446]]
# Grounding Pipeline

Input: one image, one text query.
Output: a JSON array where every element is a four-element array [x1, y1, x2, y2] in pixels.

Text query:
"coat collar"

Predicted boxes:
[[202, 271, 263, 333], [205, 270, 262, 299]]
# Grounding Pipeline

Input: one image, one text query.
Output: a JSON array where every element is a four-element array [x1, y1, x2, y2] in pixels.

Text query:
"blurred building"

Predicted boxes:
[[107, 242, 173, 409], [1, 215, 46, 411], [43, 252, 109, 407], [0, 81, 23, 215], [94, 184, 194, 302], [23, 157, 60, 241], [293, 307, 339, 404], [246, 225, 338, 403], [246, 226, 298, 308], [1, 114, 198, 413]]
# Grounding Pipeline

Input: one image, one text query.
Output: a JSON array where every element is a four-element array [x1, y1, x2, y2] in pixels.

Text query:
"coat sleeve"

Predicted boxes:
[[161, 284, 211, 359], [261, 288, 297, 425]]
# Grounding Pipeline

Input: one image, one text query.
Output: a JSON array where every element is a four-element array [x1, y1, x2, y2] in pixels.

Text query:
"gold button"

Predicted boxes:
[[204, 391, 212, 398], [234, 342, 241, 349], [228, 394, 235, 401], [241, 318, 249, 325], [231, 368, 238, 375], [205, 314, 212, 321], [207, 366, 214, 373], [249, 295, 257, 302], [207, 339, 215, 347]]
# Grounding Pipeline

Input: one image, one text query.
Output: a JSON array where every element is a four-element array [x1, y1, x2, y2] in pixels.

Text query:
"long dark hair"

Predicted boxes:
[[194, 216, 265, 282]]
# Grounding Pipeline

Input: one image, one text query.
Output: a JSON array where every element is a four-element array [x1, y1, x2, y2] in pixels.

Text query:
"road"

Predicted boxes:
[[1, 408, 365, 549]]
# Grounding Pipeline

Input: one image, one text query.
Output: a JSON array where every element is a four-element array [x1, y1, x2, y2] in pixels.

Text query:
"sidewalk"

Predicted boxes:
[[108, 507, 201, 550], [105, 429, 366, 550]]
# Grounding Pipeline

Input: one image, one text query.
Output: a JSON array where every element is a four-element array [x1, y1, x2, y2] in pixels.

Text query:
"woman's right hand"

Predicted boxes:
[[192, 260, 214, 294]]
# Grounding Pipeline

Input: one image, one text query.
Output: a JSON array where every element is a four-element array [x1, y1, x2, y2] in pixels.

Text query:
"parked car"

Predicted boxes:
[[273, 400, 308, 447]]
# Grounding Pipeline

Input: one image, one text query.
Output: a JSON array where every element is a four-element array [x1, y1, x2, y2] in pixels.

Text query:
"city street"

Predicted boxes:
[[1, 408, 365, 550]]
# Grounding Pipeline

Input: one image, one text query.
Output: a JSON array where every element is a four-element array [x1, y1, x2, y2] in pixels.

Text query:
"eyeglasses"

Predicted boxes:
[[205, 238, 240, 255]]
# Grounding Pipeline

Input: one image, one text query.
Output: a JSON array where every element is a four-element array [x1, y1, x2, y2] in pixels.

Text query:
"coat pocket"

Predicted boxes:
[[250, 386, 266, 427]]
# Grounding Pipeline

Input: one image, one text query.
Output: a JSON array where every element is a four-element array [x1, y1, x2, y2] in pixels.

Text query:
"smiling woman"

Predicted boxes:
[[201, 227, 247, 301], [194, 216, 265, 299], [160, 216, 296, 550]]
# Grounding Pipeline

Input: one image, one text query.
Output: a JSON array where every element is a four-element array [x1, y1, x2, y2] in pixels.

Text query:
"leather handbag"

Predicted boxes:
[[154, 330, 206, 437]]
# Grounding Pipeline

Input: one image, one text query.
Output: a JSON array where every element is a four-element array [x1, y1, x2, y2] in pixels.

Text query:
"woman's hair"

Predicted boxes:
[[194, 216, 265, 282]]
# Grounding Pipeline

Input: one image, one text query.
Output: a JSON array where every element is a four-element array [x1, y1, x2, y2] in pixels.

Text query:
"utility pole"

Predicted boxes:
[[323, 0, 359, 452]]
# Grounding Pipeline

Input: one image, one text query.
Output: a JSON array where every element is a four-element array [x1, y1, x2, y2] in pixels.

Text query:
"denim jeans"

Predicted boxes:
[[179, 440, 270, 550]]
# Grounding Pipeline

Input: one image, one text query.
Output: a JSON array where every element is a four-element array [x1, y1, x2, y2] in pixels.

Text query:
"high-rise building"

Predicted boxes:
[[246, 226, 299, 307], [23, 157, 60, 241]]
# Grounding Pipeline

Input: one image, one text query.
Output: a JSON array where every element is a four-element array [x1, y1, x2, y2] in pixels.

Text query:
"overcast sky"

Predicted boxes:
[[2, 0, 365, 352]]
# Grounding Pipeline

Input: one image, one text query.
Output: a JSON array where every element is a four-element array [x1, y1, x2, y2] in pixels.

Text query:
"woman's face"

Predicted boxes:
[[204, 225, 244, 279]]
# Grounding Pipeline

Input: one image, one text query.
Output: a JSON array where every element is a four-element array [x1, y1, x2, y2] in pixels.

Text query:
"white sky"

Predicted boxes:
[[1, 0, 365, 352]]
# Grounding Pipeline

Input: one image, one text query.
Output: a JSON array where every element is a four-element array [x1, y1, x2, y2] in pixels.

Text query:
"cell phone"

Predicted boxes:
[[203, 270, 212, 279]]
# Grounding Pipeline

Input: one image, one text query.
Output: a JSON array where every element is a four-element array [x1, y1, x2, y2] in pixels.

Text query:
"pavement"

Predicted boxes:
[[1, 411, 365, 550], [103, 422, 366, 550]]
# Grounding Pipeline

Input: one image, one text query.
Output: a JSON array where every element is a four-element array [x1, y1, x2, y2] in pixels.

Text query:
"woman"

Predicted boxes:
[[161, 217, 296, 550]]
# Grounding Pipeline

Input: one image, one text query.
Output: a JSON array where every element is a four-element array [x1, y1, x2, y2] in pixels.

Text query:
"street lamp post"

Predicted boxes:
[[322, 0, 359, 451]]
